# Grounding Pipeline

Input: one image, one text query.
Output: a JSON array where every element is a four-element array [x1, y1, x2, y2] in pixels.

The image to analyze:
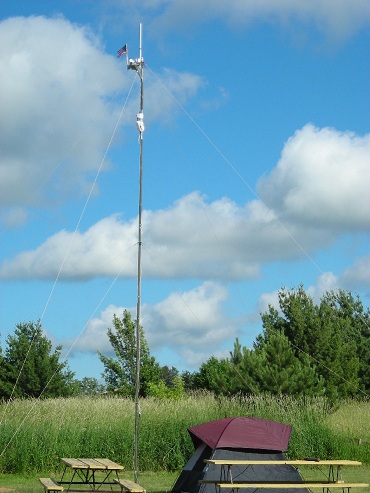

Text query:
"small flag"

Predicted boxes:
[[117, 44, 127, 58]]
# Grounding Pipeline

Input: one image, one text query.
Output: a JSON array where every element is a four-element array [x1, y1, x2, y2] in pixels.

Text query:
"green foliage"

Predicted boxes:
[[252, 331, 325, 395], [0, 321, 75, 399], [98, 310, 162, 397], [73, 377, 106, 395], [147, 375, 185, 399], [191, 356, 231, 393], [0, 394, 368, 475], [161, 365, 180, 387], [192, 335, 323, 397], [190, 287, 368, 401], [322, 290, 370, 393], [260, 286, 366, 399]]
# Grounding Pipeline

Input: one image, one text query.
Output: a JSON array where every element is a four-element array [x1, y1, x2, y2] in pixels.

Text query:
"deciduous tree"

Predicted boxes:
[[74, 376, 106, 395], [98, 310, 162, 397]]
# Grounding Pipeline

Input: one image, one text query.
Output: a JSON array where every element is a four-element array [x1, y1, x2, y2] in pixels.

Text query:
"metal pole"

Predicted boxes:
[[127, 23, 144, 484]]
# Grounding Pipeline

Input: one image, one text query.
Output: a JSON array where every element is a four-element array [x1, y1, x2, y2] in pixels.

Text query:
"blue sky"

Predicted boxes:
[[1, 1, 369, 381]]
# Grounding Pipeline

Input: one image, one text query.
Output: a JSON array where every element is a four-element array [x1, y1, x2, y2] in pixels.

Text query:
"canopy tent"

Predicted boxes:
[[188, 417, 292, 451], [171, 417, 308, 493]]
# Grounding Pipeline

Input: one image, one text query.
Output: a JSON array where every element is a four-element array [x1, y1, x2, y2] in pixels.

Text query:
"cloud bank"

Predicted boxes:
[[0, 16, 124, 208], [0, 15, 206, 224], [258, 124, 370, 230], [1, 124, 369, 287], [64, 281, 233, 369], [110, 0, 370, 43]]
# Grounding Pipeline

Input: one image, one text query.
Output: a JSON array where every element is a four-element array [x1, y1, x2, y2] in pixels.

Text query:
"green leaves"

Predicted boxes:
[[98, 310, 162, 397], [0, 321, 74, 399], [190, 286, 368, 401]]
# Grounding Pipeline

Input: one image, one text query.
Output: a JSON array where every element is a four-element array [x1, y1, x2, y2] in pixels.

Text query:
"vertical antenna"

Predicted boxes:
[[139, 23, 143, 62], [127, 22, 144, 483]]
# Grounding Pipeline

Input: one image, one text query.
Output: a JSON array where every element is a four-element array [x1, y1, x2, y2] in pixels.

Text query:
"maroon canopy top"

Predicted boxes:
[[188, 417, 292, 452]]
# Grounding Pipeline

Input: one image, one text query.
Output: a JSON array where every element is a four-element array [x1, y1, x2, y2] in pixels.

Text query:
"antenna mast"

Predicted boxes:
[[127, 23, 144, 483]]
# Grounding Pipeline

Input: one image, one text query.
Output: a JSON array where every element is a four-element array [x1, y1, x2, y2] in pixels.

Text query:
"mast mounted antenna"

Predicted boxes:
[[127, 24, 144, 138], [126, 22, 144, 484]]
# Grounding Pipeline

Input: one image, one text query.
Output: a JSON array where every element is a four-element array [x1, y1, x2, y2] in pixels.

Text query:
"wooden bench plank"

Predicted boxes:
[[39, 478, 64, 492], [205, 459, 363, 466], [198, 479, 354, 488], [93, 458, 125, 470], [217, 482, 369, 489], [114, 478, 146, 492], [77, 458, 109, 469], [60, 458, 89, 469]]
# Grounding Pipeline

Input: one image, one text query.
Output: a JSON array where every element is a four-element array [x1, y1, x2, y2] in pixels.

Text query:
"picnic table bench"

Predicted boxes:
[[114, 478, 146, 493], [39, 478, 64, 492]]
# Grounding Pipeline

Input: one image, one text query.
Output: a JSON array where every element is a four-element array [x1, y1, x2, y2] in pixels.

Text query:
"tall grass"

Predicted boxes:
[[325, 399, 370, 441], [0, 393, 368, 474]]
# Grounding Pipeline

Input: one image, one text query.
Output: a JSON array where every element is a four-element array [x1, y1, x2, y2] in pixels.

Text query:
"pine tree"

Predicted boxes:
[[210, 335, 323, 397], [252, 330, 324, 396], [0, 321, 74, 399], [323, 290, 370, 393], [260, 286, 363, 399]]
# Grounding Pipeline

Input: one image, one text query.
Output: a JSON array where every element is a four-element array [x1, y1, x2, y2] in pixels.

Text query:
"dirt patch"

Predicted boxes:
[[0, 489, 15, 492]]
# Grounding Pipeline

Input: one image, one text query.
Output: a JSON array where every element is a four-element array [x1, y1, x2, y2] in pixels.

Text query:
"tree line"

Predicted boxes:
[[0, 286, 369, 401]]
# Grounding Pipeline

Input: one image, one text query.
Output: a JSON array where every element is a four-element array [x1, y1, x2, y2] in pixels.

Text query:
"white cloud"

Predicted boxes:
[[256, 271, 339, 321], [1, 124, 369, 281], [0, 208, 28, 228], [130, 0, 370, 43], [63, 304, 118, 355], [307, 272, 339, 300], [0, 16, 124, 208], [257, 289, 280, 314], [0, 214, 138, 279], [0, 192, 305, 280], [64, 281, 236, 369], [180, 346, 230, 369], [258, 124, 370, 231], [143, 281, 232, 346], [145, 68, 207, 125], [340, 254, 370, 289], [256, 267, 360, 317], [0, 15, 206, 223]]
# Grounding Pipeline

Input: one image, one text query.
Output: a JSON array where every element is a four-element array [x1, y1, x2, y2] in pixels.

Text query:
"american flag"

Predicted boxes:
[[117, 44, 127, 58]]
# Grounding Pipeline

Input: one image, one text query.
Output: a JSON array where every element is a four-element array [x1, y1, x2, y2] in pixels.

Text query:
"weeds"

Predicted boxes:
[[0, 394, 368, 474]]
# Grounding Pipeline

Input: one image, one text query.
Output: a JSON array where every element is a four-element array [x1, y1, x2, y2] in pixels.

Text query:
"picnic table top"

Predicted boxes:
[[216, 482, 369, 489], [61, 458, 124, 470], [204, 459, 362, 466]]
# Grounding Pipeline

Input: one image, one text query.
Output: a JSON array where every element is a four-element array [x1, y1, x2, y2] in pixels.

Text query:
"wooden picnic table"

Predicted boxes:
[[59, 458, 124, 492], [201, 459, 368, 492], [40, 459, 146, 493], [215, 481, 369, 490], [204, 459, 363, 482]]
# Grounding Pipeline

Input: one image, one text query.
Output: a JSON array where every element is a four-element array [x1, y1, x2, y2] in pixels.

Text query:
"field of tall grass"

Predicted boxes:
[[0, 393, 369, 475]]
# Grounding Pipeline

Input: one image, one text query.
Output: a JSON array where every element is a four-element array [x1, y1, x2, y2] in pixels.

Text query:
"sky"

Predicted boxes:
[[0, 0, 369, 382]]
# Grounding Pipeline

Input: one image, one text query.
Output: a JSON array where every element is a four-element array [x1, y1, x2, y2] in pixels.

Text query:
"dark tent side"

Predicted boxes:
[[171, 417, 308, 493]]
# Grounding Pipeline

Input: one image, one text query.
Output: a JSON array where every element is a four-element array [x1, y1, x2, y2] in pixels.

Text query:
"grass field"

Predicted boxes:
[[0, 394, 369, 491], [0, 467, 369, 493]]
